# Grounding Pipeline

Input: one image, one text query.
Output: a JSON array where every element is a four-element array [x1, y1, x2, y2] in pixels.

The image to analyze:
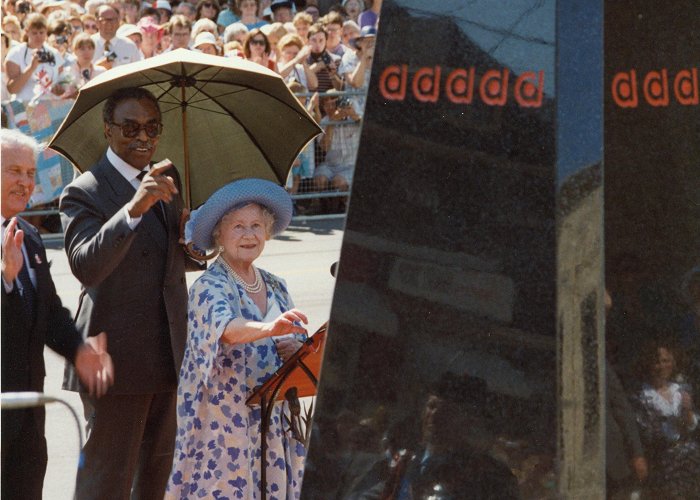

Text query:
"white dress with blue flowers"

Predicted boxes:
[[165, 258, 306, 499]]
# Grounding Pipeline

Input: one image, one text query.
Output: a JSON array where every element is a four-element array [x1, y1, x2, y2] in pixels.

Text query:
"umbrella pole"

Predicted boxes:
[[181, 86, 191, 210]]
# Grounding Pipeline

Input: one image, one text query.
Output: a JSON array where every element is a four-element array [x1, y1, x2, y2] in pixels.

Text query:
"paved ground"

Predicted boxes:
[[40, 217, 344, 499]]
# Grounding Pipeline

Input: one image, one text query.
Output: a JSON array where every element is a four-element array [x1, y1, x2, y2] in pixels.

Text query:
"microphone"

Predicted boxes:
[[1, 391, 59, 409]]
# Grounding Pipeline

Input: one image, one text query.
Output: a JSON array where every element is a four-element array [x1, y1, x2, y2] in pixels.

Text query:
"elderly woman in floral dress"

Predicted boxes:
[[166, 179, 308, 499]]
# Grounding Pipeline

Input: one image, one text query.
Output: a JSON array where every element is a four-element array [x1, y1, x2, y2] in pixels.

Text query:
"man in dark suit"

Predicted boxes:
[[1, 128, 114, 500], [59, 86, 194, 499]]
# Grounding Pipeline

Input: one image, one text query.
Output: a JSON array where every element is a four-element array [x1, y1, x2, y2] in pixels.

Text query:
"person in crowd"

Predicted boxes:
[[304, 3, 320, 22], [81, 13, 99, 35], [277, 33, 317, 90], [155, 0, 173, 23], [314, 89, 361, 211], [286, 81, 320, 205], [216, 0, 239, 29], [292, 10, 312, 41], [47, 18, 76, 68], [61, 32, 105, 98], [307, 23, 343, 92], [67, 15, 85, 37], [1, 30, 12, 102], [632, 339, 700, 499], [120, 0, 141, 24], [164, 14, 193, 51], [339, 23, 374, 112], [165, 178, 308, 499], [92, 5, 142, 68], [190, 16, 217, 41], [137, 15, 164, 58], [223, 39, 244, 56], [195, 0, 220, 23], [223, 20, 248, 45], [341, 19, 360, 47], [59, 86, 197, 499], [243, 27, 274, 69], [1, 128, 113, 500], [260, 20, 285, 59], [174, 1, 196, 21], [192, 30, 219, 54], [13, 0, 33, 24], [83, 0, 106, 16], [322, 10, 346, 57], [342, 0, 364, 23], [358, 0, 381, 28], [238, 0, 267, 30], [5, 13, 65, 103], [2, 15, 22, 43], [117, 23, 144, 54], [270, 0, 293, 23]]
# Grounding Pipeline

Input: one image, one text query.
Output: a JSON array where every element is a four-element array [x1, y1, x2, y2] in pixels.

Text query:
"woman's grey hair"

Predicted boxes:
[[212, 202, 276, 245], [223, 22, 248, 43], [0, 128, 42, 162]]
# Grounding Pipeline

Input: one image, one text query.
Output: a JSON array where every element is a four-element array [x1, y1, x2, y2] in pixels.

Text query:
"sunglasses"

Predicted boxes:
[[202, 2, 214, 7], [250, 38, 265, 46], [84, 24, 98, 30], [110, 121, 163, 138]]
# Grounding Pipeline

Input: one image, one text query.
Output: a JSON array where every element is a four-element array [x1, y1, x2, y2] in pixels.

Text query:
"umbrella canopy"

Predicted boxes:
[[49, 49, 322, 209]]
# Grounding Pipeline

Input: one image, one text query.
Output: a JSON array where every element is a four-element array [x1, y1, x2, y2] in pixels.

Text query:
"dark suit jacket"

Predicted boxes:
[[1, 217, 83, 439], [59, 155, 190, 394]]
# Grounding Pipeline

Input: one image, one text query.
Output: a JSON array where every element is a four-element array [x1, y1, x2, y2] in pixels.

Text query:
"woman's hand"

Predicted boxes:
[[275, 337, 303, 362], [263, 308, 308, 338]]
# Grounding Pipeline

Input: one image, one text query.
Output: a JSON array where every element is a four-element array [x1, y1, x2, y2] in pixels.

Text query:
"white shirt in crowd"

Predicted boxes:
[[5, 43, 64, 103], [91, 34, 143, 66]]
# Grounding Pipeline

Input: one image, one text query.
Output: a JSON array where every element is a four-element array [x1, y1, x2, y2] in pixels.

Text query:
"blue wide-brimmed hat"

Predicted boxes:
[[185, 178, 293, 251]]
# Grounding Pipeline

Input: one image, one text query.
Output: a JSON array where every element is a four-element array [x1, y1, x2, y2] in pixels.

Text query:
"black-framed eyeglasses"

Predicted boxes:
[[109, 121, 163, 138]]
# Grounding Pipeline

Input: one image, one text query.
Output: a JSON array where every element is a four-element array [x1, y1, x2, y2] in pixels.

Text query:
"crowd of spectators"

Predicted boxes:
[[1, 0, 381, 215]]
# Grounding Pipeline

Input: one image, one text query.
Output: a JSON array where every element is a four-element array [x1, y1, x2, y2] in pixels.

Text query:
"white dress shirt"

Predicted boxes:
[[91, 34, 143, 66], [106, 147, 147, 229]]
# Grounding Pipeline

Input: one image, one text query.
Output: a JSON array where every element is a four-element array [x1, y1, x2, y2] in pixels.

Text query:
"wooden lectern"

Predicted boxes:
[[246, 323, 327, 499]]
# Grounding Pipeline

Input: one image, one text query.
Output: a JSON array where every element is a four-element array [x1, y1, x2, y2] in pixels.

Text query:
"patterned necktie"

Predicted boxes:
[[136, 169, 167, 228], [3, 220, 36, 318]]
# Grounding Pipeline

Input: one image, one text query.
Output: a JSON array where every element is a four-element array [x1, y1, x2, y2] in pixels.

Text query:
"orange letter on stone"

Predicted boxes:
[[643, 69, 669, 107], [611, 70, 638, 108], [379, 64, 408, 101], [514, 70, 544, 108], [673, 68, 699, 105], [480, 68, 509, 106], [445, 67, 475, 104], [412, 66, 442, 103]]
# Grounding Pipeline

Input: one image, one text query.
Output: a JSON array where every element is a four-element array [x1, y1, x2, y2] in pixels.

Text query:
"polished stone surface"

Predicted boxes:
[[304, 1, 606, 498]]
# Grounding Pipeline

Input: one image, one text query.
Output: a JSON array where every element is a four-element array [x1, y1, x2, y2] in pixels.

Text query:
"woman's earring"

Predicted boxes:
[[219, 245, 225, 253]]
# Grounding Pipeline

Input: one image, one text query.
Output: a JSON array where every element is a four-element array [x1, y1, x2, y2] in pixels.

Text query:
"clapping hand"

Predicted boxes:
[[74, 332, 114, 398], [1, 217, 24, 284]]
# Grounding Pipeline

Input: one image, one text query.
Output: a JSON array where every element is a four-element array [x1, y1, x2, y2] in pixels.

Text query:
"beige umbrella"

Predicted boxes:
[[49, 49, 322, 209]]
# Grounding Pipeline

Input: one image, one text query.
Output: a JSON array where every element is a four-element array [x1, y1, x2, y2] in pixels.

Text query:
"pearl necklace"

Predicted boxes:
[[220, 258, 264, 294]]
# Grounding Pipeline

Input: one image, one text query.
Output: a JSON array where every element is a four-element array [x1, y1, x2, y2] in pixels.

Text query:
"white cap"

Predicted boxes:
[[117, 23, 141, 38], [193, 31, 217, 48], [155, 0, 171, 11]]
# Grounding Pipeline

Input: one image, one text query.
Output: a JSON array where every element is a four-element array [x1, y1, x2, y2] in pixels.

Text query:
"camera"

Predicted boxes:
[[55, 35, 69, 45], [17, 2, 31, 13], [337, 97, 351, 108], [104, 50, 118, 62], [36, 48, 56, 65], [320, 51, 332, 66]]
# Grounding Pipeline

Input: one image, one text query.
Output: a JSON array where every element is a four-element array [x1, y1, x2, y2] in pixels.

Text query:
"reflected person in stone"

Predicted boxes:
[[399, 373, 520, 500], [632, 340, 700, 499], [166, 179, 309, 499]]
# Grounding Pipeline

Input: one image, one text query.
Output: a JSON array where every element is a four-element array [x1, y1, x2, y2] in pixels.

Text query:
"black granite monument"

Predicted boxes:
[[302, 1, 698, 498]]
